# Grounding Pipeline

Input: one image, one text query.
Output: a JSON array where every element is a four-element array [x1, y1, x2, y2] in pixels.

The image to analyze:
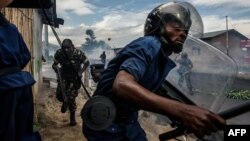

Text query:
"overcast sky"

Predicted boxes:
[[46, 0, 250, 48]]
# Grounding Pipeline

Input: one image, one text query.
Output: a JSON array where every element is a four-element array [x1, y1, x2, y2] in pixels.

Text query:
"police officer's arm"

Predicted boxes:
[[113, 70, 225, 137], [18, 32, 32, 69]]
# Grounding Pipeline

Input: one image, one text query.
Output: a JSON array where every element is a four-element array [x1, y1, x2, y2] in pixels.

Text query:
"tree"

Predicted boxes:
[[86, 29, 96, 41], [81, 29, 111, 52]]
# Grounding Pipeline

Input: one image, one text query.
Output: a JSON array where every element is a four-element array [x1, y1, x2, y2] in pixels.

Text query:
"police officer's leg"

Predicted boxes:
[[185, 73, 193, 94], [83, 118, 147, 141], [0, 90, 17, 141], [129, 130, 147, 141], [127, 129, 147, 141], [15, 86, 34, 140], [125, 121, 148, 141], [0, 86, 33, 141], [82, 124, 129, 141], [178, 73, 184, 86]]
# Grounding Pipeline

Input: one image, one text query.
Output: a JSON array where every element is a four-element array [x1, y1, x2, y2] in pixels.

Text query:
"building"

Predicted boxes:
[[2, 0, 63, 96], [201, 29, 250, 73]]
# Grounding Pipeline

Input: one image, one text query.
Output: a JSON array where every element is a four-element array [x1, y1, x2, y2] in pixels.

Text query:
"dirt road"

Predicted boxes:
[[35, 81, 88, 141], [35, 79, 177, 141]]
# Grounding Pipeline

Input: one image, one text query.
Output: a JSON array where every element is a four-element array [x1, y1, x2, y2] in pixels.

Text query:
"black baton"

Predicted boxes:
[[159, 100, 250, 141]]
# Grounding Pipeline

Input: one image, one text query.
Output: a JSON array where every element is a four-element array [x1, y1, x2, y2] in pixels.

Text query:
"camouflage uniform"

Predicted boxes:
[[56, 79, 79, 112], [54, 48, 88, 118]]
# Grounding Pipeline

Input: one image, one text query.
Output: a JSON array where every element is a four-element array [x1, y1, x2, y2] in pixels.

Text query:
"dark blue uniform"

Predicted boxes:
[[0, 14, 36, 141], [83, 36, 176, 141]]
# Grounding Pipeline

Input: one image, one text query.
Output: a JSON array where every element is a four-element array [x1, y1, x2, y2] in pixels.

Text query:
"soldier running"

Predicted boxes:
[[52, 39, 89, 126]]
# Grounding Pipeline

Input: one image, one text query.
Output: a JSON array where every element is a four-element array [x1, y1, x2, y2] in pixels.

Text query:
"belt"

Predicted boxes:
[[0, 66, 21, 76]]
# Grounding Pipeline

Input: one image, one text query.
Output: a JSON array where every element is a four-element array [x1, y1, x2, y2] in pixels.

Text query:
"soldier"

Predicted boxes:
[[100, 51, 106, 65], [52, 39, 89, 126], [176, 52, 193, 94]]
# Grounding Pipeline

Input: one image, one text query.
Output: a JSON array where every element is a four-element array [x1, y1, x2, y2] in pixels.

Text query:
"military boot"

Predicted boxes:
[[70, 111, 77, 126], [61, 102, 67, 113]]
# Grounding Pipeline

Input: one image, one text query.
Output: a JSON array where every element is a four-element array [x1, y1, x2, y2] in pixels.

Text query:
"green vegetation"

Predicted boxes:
[[193, 88, 218, 96], [227, 90, 250, 100], [192, 89, 250, 100]]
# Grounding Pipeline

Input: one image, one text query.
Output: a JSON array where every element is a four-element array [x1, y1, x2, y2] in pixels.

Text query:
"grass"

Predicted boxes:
[[227, 89, 250, 100], [192, 89, 250, 100]]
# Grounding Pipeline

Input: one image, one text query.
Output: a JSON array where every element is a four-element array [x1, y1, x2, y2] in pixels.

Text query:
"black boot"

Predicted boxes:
[[70, 111, 77, 126]]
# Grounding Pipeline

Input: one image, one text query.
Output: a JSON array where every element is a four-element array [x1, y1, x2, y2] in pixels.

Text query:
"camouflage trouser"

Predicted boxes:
[[56, 80, 78, 113]]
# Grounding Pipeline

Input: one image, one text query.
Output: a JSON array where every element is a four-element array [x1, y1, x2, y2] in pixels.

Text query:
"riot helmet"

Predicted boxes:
[[144, 2, 191, 36], [181, 52, 188, 58], [144, 1, 203, 53]]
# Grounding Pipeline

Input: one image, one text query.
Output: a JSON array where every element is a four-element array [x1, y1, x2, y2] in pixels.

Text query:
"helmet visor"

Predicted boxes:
[[158, 2, 204, 38]]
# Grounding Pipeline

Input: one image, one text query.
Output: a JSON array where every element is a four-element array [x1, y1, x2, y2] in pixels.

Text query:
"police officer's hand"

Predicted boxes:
[[179, 105, 225, 138]]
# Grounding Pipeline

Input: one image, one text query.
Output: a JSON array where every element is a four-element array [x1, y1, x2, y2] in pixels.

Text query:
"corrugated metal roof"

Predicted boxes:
[[202, 29, 234, 39]]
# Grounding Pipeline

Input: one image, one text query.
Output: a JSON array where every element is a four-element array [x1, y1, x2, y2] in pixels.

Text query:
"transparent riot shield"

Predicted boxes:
[[167, 35, 237, 112], [164, 35, 238, 141]]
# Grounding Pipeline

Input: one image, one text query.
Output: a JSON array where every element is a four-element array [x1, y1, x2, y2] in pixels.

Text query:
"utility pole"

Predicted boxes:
[[44, 24, 49, 47], [226, 16, 229, 55]]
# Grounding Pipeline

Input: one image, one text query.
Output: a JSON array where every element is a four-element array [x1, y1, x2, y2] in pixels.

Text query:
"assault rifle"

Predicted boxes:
[[55, 67, 68, 112]]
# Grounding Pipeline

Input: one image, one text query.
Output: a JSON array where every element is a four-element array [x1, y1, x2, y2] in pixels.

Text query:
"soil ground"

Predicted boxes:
[[35, 80, 179, 141]]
